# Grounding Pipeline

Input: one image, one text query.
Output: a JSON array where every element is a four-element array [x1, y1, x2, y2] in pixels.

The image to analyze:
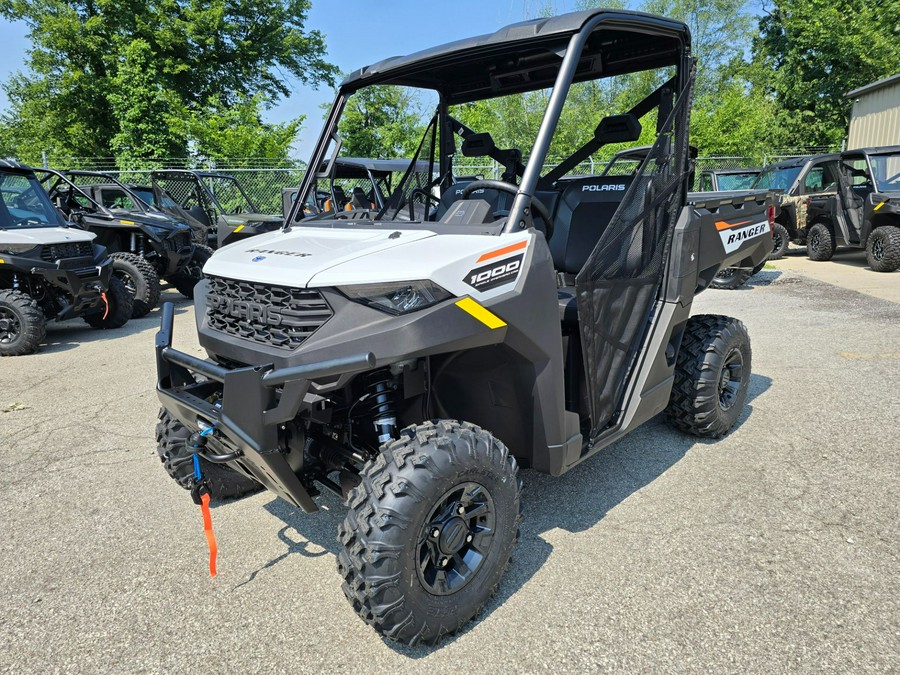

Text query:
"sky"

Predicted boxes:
[[0, 0, 595, 160], [0, 0, 761, 160]]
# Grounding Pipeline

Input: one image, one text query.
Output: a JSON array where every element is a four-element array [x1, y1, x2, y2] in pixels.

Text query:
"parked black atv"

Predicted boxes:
[[37, 169, 211, 316], [153, 8, 771, 645], [805, 146, 900, 272], [0, 161, 132, 356], [149, 170, 283, 249]]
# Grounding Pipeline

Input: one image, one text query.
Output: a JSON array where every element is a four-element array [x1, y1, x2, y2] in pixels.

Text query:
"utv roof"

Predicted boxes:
[[0, 159, 35, 173], [845, 145, 900, 155], [340, 8, 689, 103], [320, 158, 431, 178], [707, 167, 761, 175]]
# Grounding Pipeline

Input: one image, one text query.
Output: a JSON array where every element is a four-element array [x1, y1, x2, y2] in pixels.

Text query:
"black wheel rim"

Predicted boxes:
[[809, 231, 820, 252], [718, 348, 744, 410], [417, 482, 496, 596], [0, 307, 21, 344], [872, 237, 884, 261], [716, 268, 736, 280], [114, 269, 138, 296]]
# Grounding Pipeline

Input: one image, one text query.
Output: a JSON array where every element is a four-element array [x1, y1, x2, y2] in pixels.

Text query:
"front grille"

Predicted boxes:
[[205, 276, 332, 350], [164, 231, 192, 252], [41, 241, 93, 262]]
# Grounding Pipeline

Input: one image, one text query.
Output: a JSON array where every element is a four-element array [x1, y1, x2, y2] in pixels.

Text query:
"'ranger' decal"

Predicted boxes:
[[247, 248, 311, 258], [464, 254, 524, 292], [716, 220, 769, 254]]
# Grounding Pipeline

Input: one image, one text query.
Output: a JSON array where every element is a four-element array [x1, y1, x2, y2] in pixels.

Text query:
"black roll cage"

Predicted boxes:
[[152, 170, 261, 216], [286, 9, 691, 230]]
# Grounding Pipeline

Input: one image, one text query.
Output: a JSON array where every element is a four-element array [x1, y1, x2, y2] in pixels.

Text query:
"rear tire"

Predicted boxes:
[[0, 289, 46, 356], [337, 420, 522, 645], [865, 226, 900, 273], [170, 245, 213, 298], [83, 276, 133, 329], [806, 223, 835, 262], [155, 408, 260, 500], [666, 314, 751, 438], [110, 252, 160, 318], [769, 223, 790, 260], [710, 266, 753, 290]]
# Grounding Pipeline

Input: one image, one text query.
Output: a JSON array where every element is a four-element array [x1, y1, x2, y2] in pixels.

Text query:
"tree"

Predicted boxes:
[[752, 0, 900, 146], [338, 86, 428, 158], [190, 95, 305, 165], [0, 0, 338, 164]]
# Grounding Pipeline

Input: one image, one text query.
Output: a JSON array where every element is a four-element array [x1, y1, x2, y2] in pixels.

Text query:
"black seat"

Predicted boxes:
[[435, 180, 511, 219], [552, 175, 634, 325], [350, 187, 371, 209]]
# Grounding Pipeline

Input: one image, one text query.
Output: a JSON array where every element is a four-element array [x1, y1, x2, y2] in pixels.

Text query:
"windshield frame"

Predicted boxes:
[[0, 170, 68, 230], [867, 151, 900, 192]]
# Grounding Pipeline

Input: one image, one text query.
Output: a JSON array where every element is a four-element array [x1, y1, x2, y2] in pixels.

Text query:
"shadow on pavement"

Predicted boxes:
[[35, 293, 193, 355], [234, 373, 772, 655]]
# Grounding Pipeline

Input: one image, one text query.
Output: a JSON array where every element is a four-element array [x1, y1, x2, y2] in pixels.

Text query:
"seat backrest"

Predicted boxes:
[[435, 180, 510, 219], [550, 175, 635, 274], [350, 186, 371, 209]]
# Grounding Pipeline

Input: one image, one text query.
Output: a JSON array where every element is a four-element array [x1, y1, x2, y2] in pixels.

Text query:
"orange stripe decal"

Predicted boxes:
[[477, 240, 528, 262], [715, 219, 752, 231]]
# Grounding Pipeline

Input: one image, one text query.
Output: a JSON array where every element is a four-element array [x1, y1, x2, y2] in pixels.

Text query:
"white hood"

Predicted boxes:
[[0, 227, 95, 246], [203, 226, 437, 287]]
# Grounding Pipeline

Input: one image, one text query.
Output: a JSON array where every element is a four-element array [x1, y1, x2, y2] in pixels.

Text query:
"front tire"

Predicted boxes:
[[110, 252, 160, 318], [337, 420, 522, 645], [170, 244, 213, 298], [83, 276, 133, 329], [806, 223, 835, 262], [154, 408, 260, 500], [710, 266, 754, 290], [769, 223, 790, 260], [865, 226, 900, 273], [666, 314, 752, 438], [0, 289, 47, 356]]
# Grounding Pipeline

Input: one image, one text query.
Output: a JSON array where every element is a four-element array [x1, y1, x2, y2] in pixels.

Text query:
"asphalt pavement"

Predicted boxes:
[[1, 265, 898, 673]]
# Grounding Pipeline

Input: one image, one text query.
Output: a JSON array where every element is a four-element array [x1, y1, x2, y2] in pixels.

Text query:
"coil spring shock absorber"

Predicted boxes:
[[364, 370, 397, 444]]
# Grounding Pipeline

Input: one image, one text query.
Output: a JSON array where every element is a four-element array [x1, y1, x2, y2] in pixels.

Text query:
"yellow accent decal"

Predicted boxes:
[[120, 220, 136, 226], [873, 201, 886, 211], [0, 258, 5, 264], [455, 297, 506, 329], [233, 224, 245, 233]]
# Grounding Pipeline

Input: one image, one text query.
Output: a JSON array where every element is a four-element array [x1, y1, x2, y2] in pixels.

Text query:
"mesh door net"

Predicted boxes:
[[574, 76, 693, 442]]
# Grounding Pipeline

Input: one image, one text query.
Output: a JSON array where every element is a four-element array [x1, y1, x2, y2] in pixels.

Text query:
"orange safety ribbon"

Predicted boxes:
[[199, 492, 218, 577], [101, 291, 109, 320]]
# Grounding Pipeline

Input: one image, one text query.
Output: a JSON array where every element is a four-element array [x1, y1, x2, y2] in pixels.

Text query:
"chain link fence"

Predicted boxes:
[[43, 145, 843, 214]]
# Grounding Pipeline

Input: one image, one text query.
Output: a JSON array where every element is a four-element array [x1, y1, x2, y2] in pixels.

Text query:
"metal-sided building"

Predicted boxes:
[[845, 74, 900, 150]]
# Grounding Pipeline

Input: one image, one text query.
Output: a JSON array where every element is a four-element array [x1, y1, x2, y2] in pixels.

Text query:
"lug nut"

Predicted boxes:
[[439, 557, 448, 567], [431, 528, 440, 539], [466, 534, 473, 543], [457, 505, 465, 515]]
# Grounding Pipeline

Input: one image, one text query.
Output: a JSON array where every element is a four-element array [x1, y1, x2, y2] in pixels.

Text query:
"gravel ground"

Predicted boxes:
[[1, 268, 898, 673]]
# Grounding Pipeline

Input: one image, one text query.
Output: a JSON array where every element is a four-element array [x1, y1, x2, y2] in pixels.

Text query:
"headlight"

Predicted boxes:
[[339, 280, 453, 315], [0, 244, 38, 255]]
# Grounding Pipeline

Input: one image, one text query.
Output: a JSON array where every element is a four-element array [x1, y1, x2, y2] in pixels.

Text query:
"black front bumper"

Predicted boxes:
[[35, 257, 112, 320], [155, 303, 375, 511]]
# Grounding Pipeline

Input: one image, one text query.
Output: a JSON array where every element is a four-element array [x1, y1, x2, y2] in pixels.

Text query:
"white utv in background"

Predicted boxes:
[[154, 8, 773, 645], [0, 161, 132, 356]]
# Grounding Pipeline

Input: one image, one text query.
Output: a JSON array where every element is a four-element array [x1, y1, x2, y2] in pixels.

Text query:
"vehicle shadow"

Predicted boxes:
[[36, 292, 192, 355], [236, 373, 772, 656]]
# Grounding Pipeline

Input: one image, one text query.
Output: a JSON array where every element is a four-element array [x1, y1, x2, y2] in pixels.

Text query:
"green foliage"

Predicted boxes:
[[0, 0, 338, 164], [752, 0, 900, 147], [338, 86, 428, 158], [189, 95, 305, 166]]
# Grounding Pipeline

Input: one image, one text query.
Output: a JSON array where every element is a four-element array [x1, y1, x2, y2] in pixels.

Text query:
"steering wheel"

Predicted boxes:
[[460, 180, 553, 240], [409, 188, 441, 221]]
